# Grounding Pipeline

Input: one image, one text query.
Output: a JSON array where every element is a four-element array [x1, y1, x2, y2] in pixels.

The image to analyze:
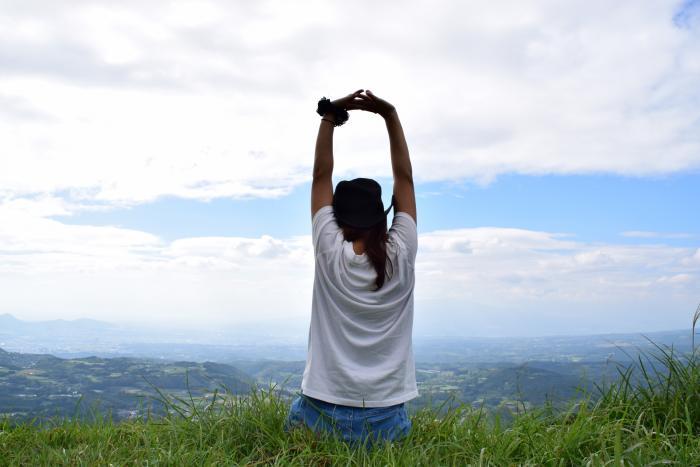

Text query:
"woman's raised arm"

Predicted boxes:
[[310, 112, 336, 218], [357, 90, 416, 223], [383, 108, 416, 223], [311, 90, 365, 218]]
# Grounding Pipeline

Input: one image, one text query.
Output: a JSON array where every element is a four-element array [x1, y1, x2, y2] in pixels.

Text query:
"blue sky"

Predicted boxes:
[[0, 1, 698, 337], [56, 173, 700, 246]]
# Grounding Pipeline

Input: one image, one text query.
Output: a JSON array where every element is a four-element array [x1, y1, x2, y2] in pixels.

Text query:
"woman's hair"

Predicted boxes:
[[338, 218, 394, 290]]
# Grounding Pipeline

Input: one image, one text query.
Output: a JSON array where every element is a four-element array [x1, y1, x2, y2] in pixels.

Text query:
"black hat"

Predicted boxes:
[[333, 178, 394, 229]]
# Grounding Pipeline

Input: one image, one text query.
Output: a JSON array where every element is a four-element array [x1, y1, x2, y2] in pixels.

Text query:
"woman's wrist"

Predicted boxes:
[[382, 108, 398, 120], [322, 112, 336, 124]]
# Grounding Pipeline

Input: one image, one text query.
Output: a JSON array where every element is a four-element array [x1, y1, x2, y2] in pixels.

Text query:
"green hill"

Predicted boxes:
[[0, 348, 253, 421], [1, 345, 698, 465]]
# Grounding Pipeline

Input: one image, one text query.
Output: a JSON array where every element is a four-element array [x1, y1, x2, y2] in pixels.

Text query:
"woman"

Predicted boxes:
[[285, 89, 418, 446]]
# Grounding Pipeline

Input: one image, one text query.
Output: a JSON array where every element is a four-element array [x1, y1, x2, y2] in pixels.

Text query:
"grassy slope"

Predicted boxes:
[[1, 345, 699, 466]]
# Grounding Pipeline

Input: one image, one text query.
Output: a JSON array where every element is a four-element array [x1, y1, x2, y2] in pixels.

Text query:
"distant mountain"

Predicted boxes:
[[0, 313, 119, 335]]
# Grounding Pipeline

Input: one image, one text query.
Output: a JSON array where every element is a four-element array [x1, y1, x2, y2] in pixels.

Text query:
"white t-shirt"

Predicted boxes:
[[300, 205, 419, 407]]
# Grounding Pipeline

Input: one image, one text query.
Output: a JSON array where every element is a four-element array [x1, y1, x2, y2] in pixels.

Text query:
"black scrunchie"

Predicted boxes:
[[316, 97, 349, 127]]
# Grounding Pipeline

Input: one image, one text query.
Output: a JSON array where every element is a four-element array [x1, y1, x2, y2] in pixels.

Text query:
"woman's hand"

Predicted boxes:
[[330, 89, 365, 110], [326, 89, 397, 119], [351, 89, 396, 118]]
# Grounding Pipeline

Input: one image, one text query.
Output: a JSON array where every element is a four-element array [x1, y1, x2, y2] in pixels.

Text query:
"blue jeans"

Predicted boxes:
[[284, 392, 412, 446]]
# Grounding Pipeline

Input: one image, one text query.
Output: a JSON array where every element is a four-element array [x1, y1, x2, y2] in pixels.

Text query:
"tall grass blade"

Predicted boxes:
[[693, 302, 700, 354]]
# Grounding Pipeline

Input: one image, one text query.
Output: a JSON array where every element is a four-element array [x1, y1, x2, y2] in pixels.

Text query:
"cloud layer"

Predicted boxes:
[[1, 199, 697, 336], [1, 0, 699, 206]]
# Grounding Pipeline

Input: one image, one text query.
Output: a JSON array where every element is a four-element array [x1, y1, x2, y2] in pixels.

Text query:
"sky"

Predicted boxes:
[[1, 0, 699, 338]]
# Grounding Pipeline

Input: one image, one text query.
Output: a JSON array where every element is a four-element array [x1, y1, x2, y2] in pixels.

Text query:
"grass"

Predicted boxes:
[[693, 303, 700, 353], [1, 343, 699, 466]]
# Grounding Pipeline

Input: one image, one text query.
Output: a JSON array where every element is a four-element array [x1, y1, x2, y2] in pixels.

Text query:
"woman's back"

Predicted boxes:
[[300, 205, 418, 407]]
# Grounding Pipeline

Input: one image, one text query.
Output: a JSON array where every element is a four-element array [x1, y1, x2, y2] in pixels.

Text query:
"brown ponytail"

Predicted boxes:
[[339, 218, 394, 290]]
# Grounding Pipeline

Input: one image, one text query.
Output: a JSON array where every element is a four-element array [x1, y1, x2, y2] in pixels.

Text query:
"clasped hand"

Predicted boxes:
[[331, 89, 396, 118]]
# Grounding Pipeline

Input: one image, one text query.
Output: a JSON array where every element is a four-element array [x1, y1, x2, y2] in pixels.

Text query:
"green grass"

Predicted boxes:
[[1, 344, 699, 466]]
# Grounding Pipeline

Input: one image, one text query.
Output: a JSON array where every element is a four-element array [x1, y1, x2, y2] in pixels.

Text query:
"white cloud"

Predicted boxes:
[[0, 1, 698, 206], [621, 231, 693, 239], [1, 200, 698, 336], [0, 197, 161, 274], [683, 248, 700, 266], [657, 273, 694, 283]]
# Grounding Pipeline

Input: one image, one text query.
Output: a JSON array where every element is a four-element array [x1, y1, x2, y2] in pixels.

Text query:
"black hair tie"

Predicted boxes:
[[316, 97, 349, 127]]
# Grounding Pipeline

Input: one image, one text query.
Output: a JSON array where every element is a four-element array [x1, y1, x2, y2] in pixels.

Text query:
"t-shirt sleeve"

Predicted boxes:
[[388, 212, 418, 264], [312, 205, 342, 255]]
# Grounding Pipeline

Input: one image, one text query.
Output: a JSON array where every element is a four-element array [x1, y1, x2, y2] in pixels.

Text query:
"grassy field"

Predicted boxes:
[[1, 343, 698, 466]]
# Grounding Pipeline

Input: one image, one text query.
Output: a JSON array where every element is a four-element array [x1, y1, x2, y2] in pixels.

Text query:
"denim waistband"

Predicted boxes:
[[302, 393, 405, 411]]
